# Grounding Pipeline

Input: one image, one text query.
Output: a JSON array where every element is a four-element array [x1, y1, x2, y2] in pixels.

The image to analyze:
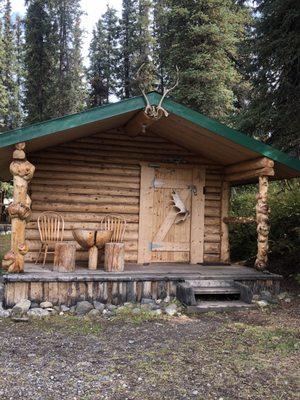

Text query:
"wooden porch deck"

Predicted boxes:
[[2, 263, 282, 307], [5, 262, 281, 282]]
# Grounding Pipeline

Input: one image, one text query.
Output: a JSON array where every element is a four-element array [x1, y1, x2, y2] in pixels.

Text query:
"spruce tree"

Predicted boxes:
[[158, 0, 250, 121], [2, 0, 20, 129], [24, 0, 57, 124], [119, 0, 154, 98], [87, 5, 119, 106], [0, 1, 9, 129], [51, 0, 85, 116], [240, 0, 300, 155]]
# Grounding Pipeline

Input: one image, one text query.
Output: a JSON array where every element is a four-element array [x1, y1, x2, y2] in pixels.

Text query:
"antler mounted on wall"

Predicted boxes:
[[136, 63, 179, 119], [124, 65, 179, 137]]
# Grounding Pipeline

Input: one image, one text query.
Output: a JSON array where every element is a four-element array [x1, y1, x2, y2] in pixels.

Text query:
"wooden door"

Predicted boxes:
[[138, 163, 205, 264]]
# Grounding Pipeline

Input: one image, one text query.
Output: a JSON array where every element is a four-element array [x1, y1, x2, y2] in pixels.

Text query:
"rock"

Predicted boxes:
[[164, 296, 171, 303], [93, 301, 105, 312], [103, 310, 114, 318], [40, 301, 53, 309], [107, 304, 117, 312], [124, 302, 134, 308], [252, 294, 260, 301], [152, 309, 162, 316], [87, 309, 101, 319], [0, 309, 10, 318], [156, 299, 162, 304], [165, 303, 178, 316], [141, 298, 155, 305], [141, 303, 151, 310], [75, 301, 94, 316], [257, 300, 269, 308], [11, 299, 31, 321], [54, 306, 61, 312], [284, 298, 292, 303], [278, 292, 289, 300], [260, 290, 273, 302], [30, 302, 39, 309], [13, 299, 31, 313], [60, 305, 70, 313], [132, 308, 141, 315], [69, 306, 76, 315], [28, 308, 50, 318]]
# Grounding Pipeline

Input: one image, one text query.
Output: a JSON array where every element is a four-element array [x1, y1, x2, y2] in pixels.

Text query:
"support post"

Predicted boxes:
[[220, 181, 231, 263], [255, 176, 269, 270], [2, 143, 35, 273]]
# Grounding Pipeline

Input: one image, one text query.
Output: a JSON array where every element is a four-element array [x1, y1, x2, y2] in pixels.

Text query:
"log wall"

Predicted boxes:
[[26, 129, 223, 264]]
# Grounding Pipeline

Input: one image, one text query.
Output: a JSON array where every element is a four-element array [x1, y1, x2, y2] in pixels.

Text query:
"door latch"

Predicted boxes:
[[188, 184, 197, 196]]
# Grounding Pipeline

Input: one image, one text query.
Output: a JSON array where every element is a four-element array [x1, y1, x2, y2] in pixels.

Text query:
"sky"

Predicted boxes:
[[11, 0, 123, 64]]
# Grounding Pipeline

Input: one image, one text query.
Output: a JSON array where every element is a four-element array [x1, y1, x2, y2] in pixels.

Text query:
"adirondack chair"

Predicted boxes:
[[36, 211, 65, 267]]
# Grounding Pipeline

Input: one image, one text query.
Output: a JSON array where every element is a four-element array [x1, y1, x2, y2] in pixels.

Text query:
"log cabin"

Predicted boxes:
[[0, 92, 299, 310]]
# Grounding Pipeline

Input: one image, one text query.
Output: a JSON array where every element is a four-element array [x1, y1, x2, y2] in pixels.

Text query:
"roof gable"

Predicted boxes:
[[0, 91, 299, 178]]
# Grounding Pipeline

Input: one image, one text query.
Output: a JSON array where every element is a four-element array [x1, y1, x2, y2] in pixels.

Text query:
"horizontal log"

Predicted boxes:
[[30, 156, 140, 171], [28, 240, 138, 252], [27, 220, 139, 232], [31, 178, 140, 190], [26, 251, 138, 263], [35, 163, 140, 177], [225, 167, 275, 183], [30, 212, 139, 223], [206, 180, 221, 187], [76, 136, 186, 151], [204, 234, 221, 243], [30, 185, 140, 197], [26, 229, 138, 241], [223, 216, 255, 224], [31, 192, 139, 205], [205, 207, 221, 217], [205, 216, 221, 226], [93, 131, 168, 143], [204, 242, 220, 254], [32, 202, 139, 214], [205, 225, 221, 234], [151, 242, 190, 252], [34, 171, 139, 183], [205, 200, 221, 208], [203, 254, 220, 263], [224, 157, 274, 175]]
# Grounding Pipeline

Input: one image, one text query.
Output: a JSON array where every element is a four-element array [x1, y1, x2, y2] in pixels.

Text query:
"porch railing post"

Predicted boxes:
[[2, 142, 35, 273], [255, 176, 269, 270]]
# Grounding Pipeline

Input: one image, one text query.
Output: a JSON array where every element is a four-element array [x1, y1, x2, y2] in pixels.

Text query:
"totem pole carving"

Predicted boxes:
[[254, 176, 269, 270], [2, 143, 35, 273]]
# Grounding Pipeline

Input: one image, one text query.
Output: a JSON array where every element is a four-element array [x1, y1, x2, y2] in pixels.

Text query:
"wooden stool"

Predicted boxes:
[[54, 242, 76, 272], [104, 242, 125, 272]]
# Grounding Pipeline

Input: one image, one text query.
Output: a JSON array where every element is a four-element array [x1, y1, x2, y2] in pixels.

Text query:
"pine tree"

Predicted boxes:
[[158, 0, 250, 121], [87, 5, 119, 106], [24, 0, 57, 124], [12, 14, 24, 127], [240, 0, 300, 155], [153, 0, 169, 91]]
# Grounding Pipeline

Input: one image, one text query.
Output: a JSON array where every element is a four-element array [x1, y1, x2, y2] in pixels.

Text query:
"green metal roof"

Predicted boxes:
[[0, 91, 299, 174]]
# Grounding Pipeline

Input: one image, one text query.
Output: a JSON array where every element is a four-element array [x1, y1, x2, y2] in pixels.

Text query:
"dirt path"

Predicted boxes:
[[0, 303, 299, 400]]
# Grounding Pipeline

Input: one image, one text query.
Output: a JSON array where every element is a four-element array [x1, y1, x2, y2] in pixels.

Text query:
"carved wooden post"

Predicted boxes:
[[255, 176, 269, 270], [220, 181, 231, 264], [2, 143, 35, 273]]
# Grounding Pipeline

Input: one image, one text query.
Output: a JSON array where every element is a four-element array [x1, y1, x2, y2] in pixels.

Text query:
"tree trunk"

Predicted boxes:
[[255, 176, 269, 270], [53, 242, 76, 272], [104, 243, 125, 272]]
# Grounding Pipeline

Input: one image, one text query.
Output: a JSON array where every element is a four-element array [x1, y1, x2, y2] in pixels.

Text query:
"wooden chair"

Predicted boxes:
[[100, 215, 127, 271], [99, 214, 127, 243], [36, 211, 65, 267]]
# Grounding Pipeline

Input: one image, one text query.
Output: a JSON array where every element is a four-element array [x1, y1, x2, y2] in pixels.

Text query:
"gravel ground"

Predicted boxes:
[[0, 301, 299, 400]]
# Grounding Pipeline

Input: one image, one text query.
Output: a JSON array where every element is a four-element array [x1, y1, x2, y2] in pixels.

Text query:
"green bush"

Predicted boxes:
[[230, 180, 300, 277]]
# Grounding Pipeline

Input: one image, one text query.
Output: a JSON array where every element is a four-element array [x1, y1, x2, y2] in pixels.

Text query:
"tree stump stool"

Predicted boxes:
[[104, 243, 125, 272], [53, 242, 76, 272]]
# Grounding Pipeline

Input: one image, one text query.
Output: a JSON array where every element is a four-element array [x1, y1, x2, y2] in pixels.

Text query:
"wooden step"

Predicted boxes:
[[193, 286, 240, 295], [186, 279, 234, 288], [187, 301, 256, 313]]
